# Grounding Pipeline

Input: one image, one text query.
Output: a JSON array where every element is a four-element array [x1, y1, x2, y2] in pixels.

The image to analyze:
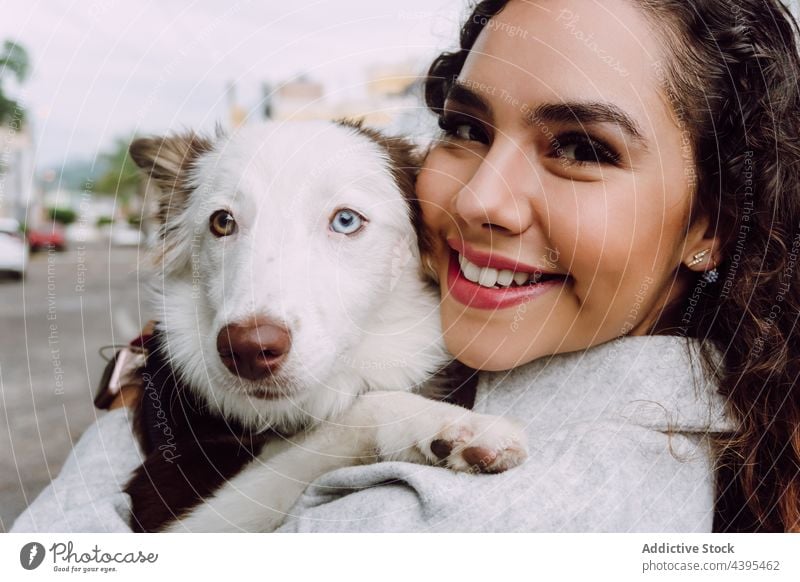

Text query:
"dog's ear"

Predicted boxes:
[[340, 122, 437, 283], [367, 134, 431, 267], [379, 136, 438, 285], [129, 132, 214, 275], [129, 132, 213, 224]]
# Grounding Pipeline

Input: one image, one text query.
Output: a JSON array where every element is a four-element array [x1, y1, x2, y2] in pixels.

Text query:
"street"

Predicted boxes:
[[0, 242, 151, 531]]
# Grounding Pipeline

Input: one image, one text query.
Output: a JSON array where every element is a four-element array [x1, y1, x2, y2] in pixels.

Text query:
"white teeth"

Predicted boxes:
[[477, 267, 498, 287], [496, 269, 514, 287], [462, 260, 482, 284], [458, 252, 543, 289], [513, 271, 529, 286]]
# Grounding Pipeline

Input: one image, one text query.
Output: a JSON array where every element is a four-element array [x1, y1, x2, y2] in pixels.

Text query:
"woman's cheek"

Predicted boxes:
[[418, 145, 482, 203], [558, 200, 629, 307]]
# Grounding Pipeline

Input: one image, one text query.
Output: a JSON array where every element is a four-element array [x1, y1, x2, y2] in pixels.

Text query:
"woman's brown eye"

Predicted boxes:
[[209, 210, 237, 237]]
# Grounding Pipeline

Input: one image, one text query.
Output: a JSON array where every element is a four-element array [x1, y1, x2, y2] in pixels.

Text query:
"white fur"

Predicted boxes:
[[145, 121, 527, 532], [153, 121, 449, 433]]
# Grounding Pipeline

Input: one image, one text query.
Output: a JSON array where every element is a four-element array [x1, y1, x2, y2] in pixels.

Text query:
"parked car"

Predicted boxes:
[[0, 218, 29, 280], [27, 222, 67, 252]]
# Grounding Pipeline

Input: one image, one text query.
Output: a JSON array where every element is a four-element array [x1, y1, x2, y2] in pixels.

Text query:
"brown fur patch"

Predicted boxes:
[[336, 118, 437, 285], [129, 132, 214, 267]]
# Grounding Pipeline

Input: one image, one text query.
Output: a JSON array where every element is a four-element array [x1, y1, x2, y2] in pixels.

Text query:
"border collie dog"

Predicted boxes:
[[125, 120, 527, 532]]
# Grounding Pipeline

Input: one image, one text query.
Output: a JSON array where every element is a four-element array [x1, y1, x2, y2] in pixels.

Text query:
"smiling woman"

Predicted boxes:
[[418, 0, 800, 531], [418, 0, 719, 371]]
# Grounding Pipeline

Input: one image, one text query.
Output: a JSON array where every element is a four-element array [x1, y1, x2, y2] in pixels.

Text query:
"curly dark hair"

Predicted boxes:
[[423, 0, 800, 532]]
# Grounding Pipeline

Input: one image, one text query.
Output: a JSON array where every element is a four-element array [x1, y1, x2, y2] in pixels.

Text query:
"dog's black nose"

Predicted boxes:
[[216, 317, 291, 380]]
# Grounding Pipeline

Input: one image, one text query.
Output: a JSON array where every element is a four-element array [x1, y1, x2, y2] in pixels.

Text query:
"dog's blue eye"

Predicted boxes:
[[330, 208, 366, 235]]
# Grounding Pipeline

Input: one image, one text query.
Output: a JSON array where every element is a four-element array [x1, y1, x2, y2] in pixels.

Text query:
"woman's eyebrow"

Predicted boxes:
[[530, 102, 647, 146], [445, 82, 492, 115], [447, 81, 647, 148]]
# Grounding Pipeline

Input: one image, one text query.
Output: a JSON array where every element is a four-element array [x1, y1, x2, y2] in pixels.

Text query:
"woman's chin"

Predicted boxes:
[[439, 298, 559, 371], [443, 329, 546, 372], [452, 347, 541, 372]]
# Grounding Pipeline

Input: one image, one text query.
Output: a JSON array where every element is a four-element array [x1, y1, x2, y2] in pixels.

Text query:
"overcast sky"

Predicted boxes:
[[1, 0, 466, 171]]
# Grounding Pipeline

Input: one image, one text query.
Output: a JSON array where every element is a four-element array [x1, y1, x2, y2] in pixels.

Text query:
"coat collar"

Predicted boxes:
[[473, 335, 735, 433]]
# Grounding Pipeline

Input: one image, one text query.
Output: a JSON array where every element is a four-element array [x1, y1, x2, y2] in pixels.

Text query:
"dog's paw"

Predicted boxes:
[[353, 391, 527, 474], [420, 413, 528, 474]]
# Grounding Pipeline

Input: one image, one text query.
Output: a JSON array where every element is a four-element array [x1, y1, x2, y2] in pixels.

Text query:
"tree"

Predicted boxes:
[[48, 206, 77, 225], [93, 136, 141, 203], [0, 40, 30, 125]]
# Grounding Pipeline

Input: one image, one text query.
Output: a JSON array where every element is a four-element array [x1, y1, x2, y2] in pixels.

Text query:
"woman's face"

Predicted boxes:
[[417, 0, 719, 370]]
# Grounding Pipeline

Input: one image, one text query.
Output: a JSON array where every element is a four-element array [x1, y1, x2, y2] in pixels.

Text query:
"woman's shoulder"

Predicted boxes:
[[473, 334, 733, 435]]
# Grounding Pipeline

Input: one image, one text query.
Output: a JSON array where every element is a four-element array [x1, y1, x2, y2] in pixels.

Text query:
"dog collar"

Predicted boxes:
[[94, 323, 155, 410]]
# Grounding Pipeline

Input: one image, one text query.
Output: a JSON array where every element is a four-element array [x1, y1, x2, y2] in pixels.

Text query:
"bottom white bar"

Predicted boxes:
[[1, 533, 797, 581]]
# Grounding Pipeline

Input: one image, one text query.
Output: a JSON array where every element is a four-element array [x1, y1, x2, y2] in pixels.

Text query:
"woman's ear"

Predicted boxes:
[[683, 213, 723, 273]]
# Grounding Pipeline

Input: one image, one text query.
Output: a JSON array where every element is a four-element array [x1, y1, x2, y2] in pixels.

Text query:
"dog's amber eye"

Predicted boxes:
[[209, 210, 237, 237]]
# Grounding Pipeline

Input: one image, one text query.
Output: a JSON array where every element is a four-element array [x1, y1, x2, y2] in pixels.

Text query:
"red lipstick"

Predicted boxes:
[[445, 249, 568, 310], [447, 238, 562, 275]]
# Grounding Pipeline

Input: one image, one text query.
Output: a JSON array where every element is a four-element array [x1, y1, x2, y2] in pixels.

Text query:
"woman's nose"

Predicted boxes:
[[454, 141, 536, 235]]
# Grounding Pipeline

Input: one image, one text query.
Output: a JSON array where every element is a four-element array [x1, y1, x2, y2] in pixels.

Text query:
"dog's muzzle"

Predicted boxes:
[[216, 316, 291, 380]]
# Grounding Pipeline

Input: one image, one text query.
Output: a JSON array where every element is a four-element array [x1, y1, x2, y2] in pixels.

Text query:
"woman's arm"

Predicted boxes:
[[275, 421, 718, 533], [10, 406, 142, 533]]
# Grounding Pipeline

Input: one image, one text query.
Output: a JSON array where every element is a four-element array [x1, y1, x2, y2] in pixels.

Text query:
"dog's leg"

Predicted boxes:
[[364, 390, 528, 473], [161, 420, 376, 533], [163, 391, 527, 532]]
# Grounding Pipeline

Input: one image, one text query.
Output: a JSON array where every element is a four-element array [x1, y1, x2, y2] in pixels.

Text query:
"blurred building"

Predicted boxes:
[[254, 60, 429, 135], [259, 75, 326, 121], [0, 122, 38, 225]]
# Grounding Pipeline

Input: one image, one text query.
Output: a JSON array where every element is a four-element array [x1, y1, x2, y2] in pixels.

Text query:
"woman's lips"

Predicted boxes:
[[446, 250, 567, 310], [447, 238, 557, 274]]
